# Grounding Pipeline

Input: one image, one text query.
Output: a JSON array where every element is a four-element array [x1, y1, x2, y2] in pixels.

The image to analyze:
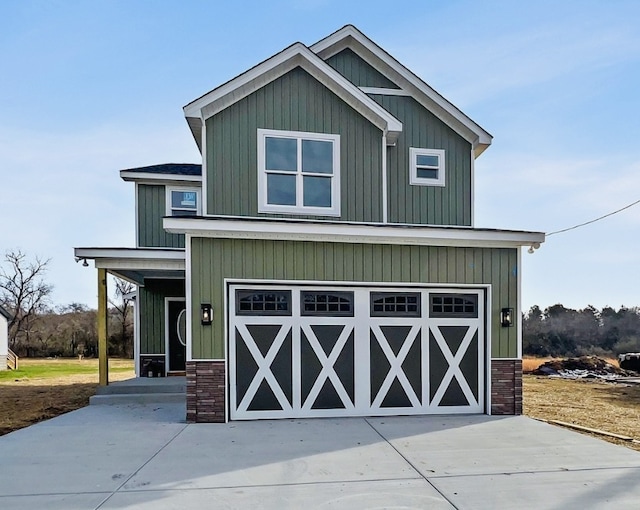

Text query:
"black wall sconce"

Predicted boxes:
[[500, 308, 514, 327], [201, 304, 213, 325]]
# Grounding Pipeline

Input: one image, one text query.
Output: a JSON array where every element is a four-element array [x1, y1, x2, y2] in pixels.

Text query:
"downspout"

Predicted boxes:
[[382, 132, 388, 223]]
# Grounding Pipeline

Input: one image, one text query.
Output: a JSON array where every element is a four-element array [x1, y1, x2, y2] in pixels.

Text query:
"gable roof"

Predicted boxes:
[[120, 163, 202, 183], [311, 25, 493, 157], [183, 42, 403, 150], [0, 304, 12, 321]]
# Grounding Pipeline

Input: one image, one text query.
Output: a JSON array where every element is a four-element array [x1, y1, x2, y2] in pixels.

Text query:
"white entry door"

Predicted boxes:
[[229, 284, 485, 420]]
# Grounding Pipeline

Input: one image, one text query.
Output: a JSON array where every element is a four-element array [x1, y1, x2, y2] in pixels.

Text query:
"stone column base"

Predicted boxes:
[[186, 360, 226, 423], [490, 359, 522, 415]]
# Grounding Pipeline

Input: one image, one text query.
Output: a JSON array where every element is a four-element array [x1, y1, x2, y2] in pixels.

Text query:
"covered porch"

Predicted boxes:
[[73, 247, 186, 386]]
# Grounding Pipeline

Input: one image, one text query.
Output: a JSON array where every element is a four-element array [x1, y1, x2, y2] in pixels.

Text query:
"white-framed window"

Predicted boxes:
[[409, 147, 446, 187], [166, 187, 201, 216], [258, 128, 341, 216]]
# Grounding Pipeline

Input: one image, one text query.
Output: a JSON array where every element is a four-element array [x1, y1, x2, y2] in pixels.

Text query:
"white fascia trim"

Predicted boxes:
[[184, 43, 402, 145], [120, 171, 202, 184], [74, 247, 185, 261], [164, 217, 545, 249], [311, 26, 492, 156]]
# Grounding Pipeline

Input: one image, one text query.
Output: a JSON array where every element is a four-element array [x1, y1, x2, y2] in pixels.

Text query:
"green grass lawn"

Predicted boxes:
[[0, 358, 134, 382]]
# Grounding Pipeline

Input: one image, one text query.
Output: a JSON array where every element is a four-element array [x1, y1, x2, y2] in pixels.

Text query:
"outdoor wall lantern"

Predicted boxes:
[[201, 304, 213, 325], [500, 308, 514, 327]]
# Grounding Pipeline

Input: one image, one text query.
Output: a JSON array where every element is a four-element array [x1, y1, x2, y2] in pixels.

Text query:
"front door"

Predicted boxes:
[[167, 299, 186, 372]]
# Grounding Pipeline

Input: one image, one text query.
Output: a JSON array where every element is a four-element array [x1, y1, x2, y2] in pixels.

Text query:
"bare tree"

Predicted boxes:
[[108, 277, 135, 357], [0, 249, 52, 349]]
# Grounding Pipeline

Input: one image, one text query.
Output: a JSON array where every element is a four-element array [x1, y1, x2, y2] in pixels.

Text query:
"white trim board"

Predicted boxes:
[[165, 217, 545, 249], [311, 25, 492, 157], [360, 87, 410, 96], [183, 43, 403, 149], [120, 171, 202, 184]]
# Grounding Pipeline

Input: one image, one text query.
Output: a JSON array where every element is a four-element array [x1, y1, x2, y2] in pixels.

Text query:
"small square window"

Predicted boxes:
[[409, 148, 445, 187], [167, 188, 201, 216]]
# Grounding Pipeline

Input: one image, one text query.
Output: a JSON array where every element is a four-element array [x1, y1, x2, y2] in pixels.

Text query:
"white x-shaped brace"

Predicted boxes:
[[300, 323, 355, 411], [370, 324, 422, 408], [430, 325, 478, 407], [235, 323, 293, 413]]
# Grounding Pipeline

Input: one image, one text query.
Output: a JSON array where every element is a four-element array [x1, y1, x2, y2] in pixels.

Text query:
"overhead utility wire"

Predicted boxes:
[[546, 198, 640, 237]]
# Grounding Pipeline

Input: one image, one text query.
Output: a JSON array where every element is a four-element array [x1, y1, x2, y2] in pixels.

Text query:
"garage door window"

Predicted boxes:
[[430, 294, 478, 318], [371, 292, 421, 317], [301, 291, 354, 316], [236, 290, 291, 315]]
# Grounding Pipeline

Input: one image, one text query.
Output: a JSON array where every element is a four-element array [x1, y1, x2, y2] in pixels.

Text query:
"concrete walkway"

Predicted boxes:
[[1, 404, 639, 509]]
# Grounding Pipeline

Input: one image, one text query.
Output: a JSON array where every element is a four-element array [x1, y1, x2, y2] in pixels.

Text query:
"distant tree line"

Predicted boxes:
[[0, 249, 133, 358], [523, 304, 640, 357]]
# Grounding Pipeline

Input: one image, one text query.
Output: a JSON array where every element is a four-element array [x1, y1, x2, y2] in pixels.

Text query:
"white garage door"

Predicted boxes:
[[229, 284, 485, 420]]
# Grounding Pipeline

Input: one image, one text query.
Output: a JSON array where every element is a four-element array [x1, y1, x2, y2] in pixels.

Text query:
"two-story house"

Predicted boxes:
[[76, 25, 544, 423]]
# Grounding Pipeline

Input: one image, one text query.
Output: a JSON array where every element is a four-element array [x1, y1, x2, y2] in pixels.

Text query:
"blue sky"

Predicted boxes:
[[1, 0, 639, 311]]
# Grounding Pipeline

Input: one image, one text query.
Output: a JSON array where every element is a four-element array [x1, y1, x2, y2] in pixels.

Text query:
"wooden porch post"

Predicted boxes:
[[98, 268, 109, 386]]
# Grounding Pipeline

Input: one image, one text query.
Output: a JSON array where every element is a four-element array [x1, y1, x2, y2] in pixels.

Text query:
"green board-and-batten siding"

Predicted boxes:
[[190, 237, 518, 360], [370, 95, 472, 226], [139, 279, 185, 354], [206, 66, 383, 223], [137, 184, 185, 248], [325, 48, 400, 89]]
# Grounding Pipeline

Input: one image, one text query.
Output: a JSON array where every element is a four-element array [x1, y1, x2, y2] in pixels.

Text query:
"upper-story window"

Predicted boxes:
[[167, 187, 201, 216], [257, 129, 341, 216], [409, 148, 446, 187]]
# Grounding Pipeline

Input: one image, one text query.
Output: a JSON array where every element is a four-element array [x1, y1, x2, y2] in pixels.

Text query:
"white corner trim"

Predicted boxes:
[[470, 147, 475, 227], [164, 217, 545, 249], [517, 247, 523, 359], [202, 121, 208, 216], [185, 234, 193, 363], [381, 134, 388, 223]]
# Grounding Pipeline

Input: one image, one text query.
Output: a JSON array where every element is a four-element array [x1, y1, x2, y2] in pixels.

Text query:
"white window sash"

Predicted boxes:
[[409, 147, 446, 187], [258, 128, 341, 216]]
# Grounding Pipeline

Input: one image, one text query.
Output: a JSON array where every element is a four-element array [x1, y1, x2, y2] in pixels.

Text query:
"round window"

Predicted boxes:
[[177, 309, 187, 347]]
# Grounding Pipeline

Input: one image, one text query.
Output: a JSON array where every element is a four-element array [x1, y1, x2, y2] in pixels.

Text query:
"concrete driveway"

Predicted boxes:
[[1, 404, 639, 509]]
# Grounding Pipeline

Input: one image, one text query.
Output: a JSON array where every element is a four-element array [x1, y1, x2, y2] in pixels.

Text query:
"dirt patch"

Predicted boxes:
[[0, 359, 134, 435], [524, 375, 640, 452], [532, 355, 634, 379]]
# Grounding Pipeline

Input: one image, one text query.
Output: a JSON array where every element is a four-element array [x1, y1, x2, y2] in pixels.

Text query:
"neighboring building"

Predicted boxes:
[[0, 305, 11, 370], [75, 25, 544, 423]]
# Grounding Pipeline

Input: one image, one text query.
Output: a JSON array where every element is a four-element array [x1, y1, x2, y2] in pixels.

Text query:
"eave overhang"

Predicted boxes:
[[120, 171, 202, 185], [73, 247, 185, 286], [164, 216, 545, 250], [311, 25, 493, 158], [183, 42, 403, 151]]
